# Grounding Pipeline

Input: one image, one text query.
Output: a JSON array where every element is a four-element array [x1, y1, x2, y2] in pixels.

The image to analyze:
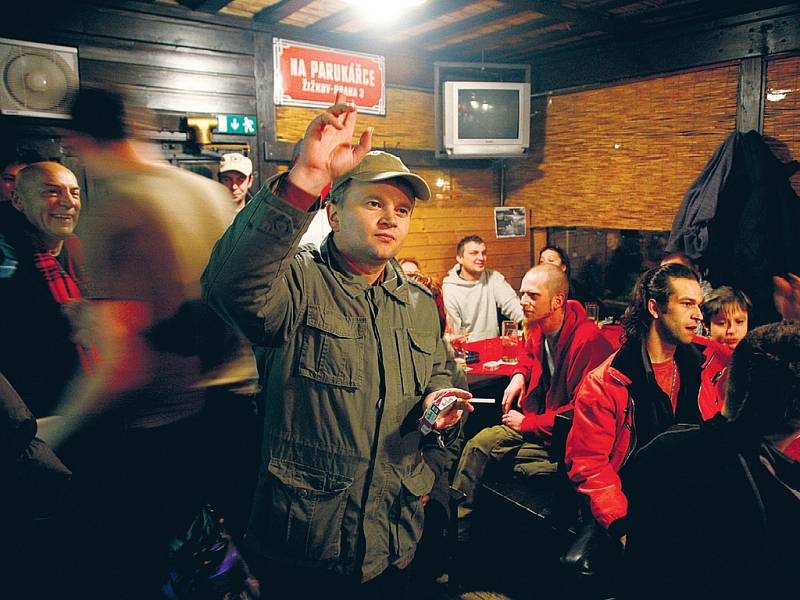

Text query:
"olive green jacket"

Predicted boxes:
[[201, 177, 457, 581]]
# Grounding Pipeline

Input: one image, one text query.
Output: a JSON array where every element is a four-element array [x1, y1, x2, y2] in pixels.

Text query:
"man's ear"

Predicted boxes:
[[10, 189, 24, 213], [326, 202, 340, 232], [647, 297, 660, 320], [553, 292, 565, 311]]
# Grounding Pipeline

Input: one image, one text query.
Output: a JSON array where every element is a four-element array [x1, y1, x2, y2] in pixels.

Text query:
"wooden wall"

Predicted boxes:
[[763, 54, 800, 196], [507, 64, 740, 232]]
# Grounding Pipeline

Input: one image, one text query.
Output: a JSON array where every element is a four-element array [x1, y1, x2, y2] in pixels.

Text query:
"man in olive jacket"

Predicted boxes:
[[202, 94, 472, 595]]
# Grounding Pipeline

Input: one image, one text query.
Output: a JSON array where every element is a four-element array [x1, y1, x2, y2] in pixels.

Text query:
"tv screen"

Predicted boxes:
[[442, 81, 530, 158], [457, 88, 520, 140]]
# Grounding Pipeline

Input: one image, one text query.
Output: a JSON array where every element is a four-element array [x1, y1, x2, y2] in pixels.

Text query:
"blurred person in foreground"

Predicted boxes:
[[701, 285, 751, 350], [625, 315, 800, 599], [43, 87, 234, 599], [202, 93, 472, 597]]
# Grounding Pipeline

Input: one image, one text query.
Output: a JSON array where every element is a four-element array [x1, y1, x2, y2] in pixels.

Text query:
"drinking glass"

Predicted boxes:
[[585, 302, 599, 323], [501, 320, 519, 364]]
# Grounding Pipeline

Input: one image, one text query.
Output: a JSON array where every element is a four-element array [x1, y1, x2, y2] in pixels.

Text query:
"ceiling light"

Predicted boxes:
[[343, 0, 427, 20]]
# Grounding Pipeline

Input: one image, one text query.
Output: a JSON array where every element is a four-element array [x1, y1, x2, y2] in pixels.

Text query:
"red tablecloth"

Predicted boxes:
[[463, 337, 520, 379]]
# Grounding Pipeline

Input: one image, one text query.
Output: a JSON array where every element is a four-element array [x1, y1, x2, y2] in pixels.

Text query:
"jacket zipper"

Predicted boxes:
[[610, 371, 637, 467]]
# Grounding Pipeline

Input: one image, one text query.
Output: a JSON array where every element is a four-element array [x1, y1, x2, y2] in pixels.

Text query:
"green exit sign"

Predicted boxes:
[[217, 114, 257, 135]]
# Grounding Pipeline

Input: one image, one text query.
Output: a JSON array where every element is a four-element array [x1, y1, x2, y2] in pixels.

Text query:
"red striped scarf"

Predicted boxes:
[[32, 247, 99, 375]]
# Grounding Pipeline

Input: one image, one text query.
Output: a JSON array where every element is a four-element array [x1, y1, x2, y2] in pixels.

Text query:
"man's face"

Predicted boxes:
[[1, 162, 26, 202], [520, 270, 559, 324], [327, 179, 414, 268], [12, 163, 81, 243], [709, 307, 749, 350], [651, 277, 704, 346], [457, 241, 487, 280], [219, 170, 253, 207]]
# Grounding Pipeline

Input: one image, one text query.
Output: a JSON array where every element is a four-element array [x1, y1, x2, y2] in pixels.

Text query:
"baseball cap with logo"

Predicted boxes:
[[219, 153, 253, 177], [330, 151, 431, 201]]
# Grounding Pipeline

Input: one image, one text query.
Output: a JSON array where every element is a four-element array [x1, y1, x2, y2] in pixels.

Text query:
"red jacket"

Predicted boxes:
[[512, 300, 614, 440], [565, 336, 730, 534]]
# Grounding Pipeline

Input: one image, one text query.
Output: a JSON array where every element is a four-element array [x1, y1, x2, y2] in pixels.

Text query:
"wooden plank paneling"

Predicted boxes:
[[506, 63, 740, 231], [276, 88, 437, 149], [74, 39, 255, 77], [763, 54, 800, 196], [109, 85, 256, 114], [77, 6, 254, 54], [80, 61, 255, 96]]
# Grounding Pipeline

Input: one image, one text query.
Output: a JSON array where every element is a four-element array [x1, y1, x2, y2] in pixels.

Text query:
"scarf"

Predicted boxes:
[[32, 247, 99, 375]]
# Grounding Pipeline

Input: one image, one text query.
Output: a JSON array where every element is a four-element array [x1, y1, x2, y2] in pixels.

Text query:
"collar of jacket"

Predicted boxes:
[[318, 234, 410, 304], [609, 336, 705, 389]]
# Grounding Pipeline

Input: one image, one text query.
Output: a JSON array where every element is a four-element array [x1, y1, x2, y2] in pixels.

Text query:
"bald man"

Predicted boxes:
[[0, 162, 87, 417], [452, 264, 613, 540]]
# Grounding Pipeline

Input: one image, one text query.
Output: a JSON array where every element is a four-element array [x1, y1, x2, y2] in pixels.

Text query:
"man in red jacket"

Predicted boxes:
[[452, 264, 613, 540], [565, 263, 730, 552]]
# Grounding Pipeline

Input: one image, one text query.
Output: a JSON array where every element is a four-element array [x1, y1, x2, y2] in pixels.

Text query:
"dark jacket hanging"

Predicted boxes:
[[666, 130, 800, 326]]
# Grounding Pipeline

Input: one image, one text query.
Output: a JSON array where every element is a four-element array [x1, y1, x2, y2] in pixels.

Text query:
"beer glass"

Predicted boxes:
[[501, 320, 519, 364]]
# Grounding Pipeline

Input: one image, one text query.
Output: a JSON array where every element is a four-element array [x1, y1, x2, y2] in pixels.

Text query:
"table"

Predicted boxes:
[[462, 336, 519, 387], [460, 337, 515, 439]]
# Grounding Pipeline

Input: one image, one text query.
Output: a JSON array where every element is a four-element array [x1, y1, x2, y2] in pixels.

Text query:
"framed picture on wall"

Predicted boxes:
[[494, 207, 527, 238]]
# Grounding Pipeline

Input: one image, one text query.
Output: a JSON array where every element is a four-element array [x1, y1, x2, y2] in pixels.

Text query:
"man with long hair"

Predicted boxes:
[[564, 263, 730, 552]]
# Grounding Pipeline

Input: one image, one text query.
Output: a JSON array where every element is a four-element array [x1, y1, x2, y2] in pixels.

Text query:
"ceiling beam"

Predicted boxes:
[[438, 15, 580, 59], [414, 7, 549, 48], [254, 0, 316, 24], [177, 0, 234, 12], [499, 0, 625, 34]]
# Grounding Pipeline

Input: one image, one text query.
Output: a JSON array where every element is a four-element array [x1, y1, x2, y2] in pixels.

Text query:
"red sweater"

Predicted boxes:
[[512, 300, 614, 440]]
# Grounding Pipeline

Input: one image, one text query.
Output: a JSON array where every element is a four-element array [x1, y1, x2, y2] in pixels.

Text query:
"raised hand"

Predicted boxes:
[[288, 92, 373, 197]]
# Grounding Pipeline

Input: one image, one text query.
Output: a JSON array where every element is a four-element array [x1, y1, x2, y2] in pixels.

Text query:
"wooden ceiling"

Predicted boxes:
[[167, 0, 798, 65]]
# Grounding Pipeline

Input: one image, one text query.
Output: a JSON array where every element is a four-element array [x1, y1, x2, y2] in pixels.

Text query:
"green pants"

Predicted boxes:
[[451, 424, 557, 541]]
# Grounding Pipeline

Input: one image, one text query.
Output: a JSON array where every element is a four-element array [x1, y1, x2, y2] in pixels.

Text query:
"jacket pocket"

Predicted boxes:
[[397, 329, 436, 396], [390, 461, 435, 557], [298, 305, 366, 389], [266, 459, 354, 561]]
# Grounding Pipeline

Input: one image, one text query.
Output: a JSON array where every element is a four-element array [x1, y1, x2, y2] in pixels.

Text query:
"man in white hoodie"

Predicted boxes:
[[442, 235, 523, 341]]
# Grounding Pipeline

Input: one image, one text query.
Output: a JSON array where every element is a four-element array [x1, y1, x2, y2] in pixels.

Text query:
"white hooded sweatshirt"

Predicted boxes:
[[442, 265, 523, 341]]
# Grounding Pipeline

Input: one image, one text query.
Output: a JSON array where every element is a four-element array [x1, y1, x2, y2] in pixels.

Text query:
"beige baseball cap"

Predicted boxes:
[[219, 153, 253, 177], [330, 151, 431, 201]]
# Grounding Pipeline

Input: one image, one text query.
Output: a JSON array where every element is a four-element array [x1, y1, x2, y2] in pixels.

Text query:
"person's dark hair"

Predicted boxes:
[[456, 235, 484, 257], [701, 286, 752, 326], [69, 86, 131, 141], [723, 321, 800, 439], [539, 244, 571, 278], [621, 263, 699, 341]]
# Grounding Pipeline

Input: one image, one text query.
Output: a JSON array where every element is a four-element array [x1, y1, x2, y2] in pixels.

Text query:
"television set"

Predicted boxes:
[[442, 81, 530, 158]]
